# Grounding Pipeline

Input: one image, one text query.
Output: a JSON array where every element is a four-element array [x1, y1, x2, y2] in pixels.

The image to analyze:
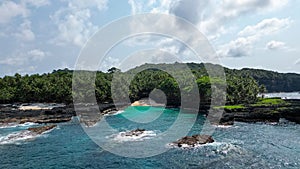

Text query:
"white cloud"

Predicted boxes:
[[266, 41, 286, 50], [127, 0, 209, 59], [14, 19, 35, 41], [295, 59, 300, 65], [127, 0, 291, 59], [0, 1, 28, 24], [169, 0, 209, 24], [27, 49, 46, 61], [0, 0, 52, 43], [218, 36, 256, 57], [220, 0, 288, 13], [67, 0, 107, 11], [0, 49, 47, 66], [128, 0, 140, 14], [0, 0, 52, 24], [51, 0, 108, 47], [129, 0, 289, 38], [0, 56, 26, 66], [24, 0, 50, 7], [218, 17, 292, 57], [200, 0, 289, 39], [239, 18, 292, 37], [128, 0, 174, 14], [16, 65, 37, 75], [51, 9, 97, 46]]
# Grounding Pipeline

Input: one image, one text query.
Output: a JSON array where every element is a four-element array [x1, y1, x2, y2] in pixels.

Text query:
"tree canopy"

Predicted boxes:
[[0, 63, 298, 106]]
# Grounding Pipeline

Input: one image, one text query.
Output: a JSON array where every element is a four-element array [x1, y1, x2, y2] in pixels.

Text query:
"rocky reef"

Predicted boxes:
[[172, 135, 214, 147], [122, 129, 146, 137], [28, 125, 57, 134]]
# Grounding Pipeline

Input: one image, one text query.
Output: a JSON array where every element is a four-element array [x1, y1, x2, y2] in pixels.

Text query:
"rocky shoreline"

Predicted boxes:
[[0, 103, 119, 125], [28, 125, 57, 134], [0, 99, 300, 126], [0, 104, 75, 124], [218, 99, 300, 125]]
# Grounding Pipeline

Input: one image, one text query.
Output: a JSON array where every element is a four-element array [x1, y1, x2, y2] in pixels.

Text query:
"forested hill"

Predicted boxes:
[[133, 62, 300, 92], [0, 63, 299, 104], [231, 68, 300, 92]]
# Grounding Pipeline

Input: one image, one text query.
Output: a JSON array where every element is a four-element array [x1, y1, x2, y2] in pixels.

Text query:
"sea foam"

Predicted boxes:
[[0, 126, 56, 145], [107, 130, 157, 142], [0, 122, 38, 129]]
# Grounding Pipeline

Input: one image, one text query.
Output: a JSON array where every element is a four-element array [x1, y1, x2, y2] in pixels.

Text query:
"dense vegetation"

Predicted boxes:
[[228, 68, 300, 92], [0, 63, 299, 106], [0, 69, 73, 103]]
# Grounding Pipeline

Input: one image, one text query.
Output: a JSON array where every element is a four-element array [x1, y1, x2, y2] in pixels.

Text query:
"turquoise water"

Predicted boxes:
[[0, 106, 300, 168]]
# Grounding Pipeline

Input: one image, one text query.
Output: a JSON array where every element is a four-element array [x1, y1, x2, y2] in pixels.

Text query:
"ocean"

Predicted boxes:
[[0, 106, 300, 169]]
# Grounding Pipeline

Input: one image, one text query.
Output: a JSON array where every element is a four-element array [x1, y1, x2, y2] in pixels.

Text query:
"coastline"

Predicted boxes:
[[1, 98, 300, 126], [218, 99, 300, 125]]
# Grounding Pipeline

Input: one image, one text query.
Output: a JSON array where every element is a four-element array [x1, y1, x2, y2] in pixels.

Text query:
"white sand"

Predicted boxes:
[[18, 106, 52, 110]]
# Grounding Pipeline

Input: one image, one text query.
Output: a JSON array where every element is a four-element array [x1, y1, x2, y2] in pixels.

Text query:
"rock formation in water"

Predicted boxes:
[[28, 125, 57, 134], [173, 135, 214, 147], [122, 129, 146, 137]]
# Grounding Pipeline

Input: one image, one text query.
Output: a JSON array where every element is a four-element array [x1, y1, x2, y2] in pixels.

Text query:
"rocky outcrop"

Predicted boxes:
[[1, 99, 300, 126], [220, 108, 281, 124], [173, 135, 214, 147], [0, 103, 122, 125], [0, 104, 76, 124], [122, 129, 146, 137], [218, 99, 300, 125], [28, 125, 57, 134]]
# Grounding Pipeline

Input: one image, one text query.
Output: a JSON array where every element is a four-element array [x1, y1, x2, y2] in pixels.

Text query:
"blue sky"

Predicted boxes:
[[0, 0, 299, 76]]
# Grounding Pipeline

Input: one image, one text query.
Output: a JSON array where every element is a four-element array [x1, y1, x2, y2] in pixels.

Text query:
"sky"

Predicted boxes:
[[0, 0, 299, 76]]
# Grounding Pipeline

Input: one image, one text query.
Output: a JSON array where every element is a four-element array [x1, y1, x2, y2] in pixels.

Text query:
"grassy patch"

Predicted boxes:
[[214, 98, 290, 110], [252, 98, 288, 107], [214, 105, 245, 110]]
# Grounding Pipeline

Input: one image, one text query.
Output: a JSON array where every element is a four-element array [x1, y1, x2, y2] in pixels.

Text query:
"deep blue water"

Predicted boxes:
[[1, 106, 300, 169]]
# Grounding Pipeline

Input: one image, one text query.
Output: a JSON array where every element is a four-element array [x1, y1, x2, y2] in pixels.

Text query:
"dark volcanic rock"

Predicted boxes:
[[123, 129, 146, 137], [173, 135, 214, 147], [218, 99, 300, 125], [0, 103, 125, 125], [28, 125, 57, 134], [0, 104, 76, 124]]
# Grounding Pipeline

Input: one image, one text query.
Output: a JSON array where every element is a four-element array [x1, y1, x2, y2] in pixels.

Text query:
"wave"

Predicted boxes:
[[168, 141, 246, 155], [107, 130, 157, 142], [112, 110, 124, 116], [206, 142, 246, 155], [0, 131, 37, 145], [0, 126, 56, 145], [103, 110, 124, 117], [0, 122, 38, 129], [213, 125, 234, 129], [167, 141, 216, 149]]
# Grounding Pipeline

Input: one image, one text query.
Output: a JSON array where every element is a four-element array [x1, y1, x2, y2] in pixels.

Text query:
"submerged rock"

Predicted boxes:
[[28, 125, 57, 134], [173, 135, 214, 147]]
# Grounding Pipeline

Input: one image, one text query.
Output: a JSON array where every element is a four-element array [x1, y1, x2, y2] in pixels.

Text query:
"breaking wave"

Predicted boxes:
[[0, 122, 38, 129], [107, 130, 157, 142], [0, 126, 56, 145]]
